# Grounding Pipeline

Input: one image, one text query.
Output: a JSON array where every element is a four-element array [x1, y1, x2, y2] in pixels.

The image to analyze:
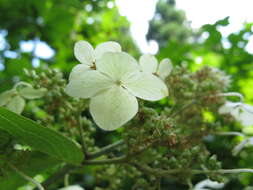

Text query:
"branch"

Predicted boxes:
[[77, 115, 89, 158], [132, 163, 253, 177], [192, 168, 253, 175], [6, 162, 45, 190], [214, 131, 245, 137], [88, 140, 124, 159], [38, 165, 75, 190], [83, 155, 127, 165], [217, 92, 244, 102], [35, 140, 127, 189]]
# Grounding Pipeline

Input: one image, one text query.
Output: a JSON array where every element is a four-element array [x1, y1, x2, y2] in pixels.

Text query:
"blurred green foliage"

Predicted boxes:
[[147, 0, 192, 48], [0, 0, 139, 91]]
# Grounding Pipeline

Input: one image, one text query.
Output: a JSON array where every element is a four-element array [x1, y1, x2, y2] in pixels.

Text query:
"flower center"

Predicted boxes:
[[115, 80, 122, 86], [90, 62, 96, 70]]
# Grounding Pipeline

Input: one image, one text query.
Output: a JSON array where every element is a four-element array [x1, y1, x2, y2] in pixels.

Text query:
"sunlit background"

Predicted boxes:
[[3, 0, 253, 61], [116, 0, 253, 54]]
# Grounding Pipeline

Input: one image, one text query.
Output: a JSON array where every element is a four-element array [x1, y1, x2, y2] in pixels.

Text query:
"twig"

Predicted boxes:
[[35, 138, 155, 189], [6, 162, 45, 190], [83, 155, 127, 165], [88, 140, 124, 159], [132, 163, 253, 177], [193, 168, 253, 174], [232, 137, 253, 156], [64, 174, 70, 187], [36, 140, 127, 189], [214, 131, 245, 137], [217, 92, 244, 102], [77, 115, 89, 158], [38, 165, 75, 190]]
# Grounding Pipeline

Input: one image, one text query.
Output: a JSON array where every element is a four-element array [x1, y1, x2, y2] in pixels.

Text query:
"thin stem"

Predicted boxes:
[[88, 140, 124, 159], [36, 140, 127, 189], [217, 92, 244, 102], [192, 168, 253, 174], [156, 177, 161, 190], [77, 115, 88, 158], [232, 137, 253, 156], [83, 155, 127, 165], [214, 131, 245, 137], [132, 163, 253, 177], [35, 139, 154, 189], [7, 162, 45, 190], [64, 174, 70, 187], [39, 165, 74, 190]]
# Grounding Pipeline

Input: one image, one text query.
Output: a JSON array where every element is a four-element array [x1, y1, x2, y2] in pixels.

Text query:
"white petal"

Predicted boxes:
[[19, 87, 47, 99], [59, 185, 84, 190], [90, 86, 138, 131], [96, 52, 140, 81], [123, 73, 168, 101], [74, 41, 95, 65], [243, 104, 253, 113], [218, 101, 241, 114], [239, 104, 253, 126], [69, 64, 91, 80], [139, 54, 158, 73], [194, 179, 225, 190], [94, 41, 121, 59], [65, 70, 114, 99], [157, 58, 173, 80], [6, 96, 25, 114], [0, 89, 16, 106]]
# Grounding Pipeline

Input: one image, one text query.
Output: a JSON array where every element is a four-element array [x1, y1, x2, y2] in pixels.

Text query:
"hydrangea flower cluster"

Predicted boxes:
[[66, 41, 172, 130]]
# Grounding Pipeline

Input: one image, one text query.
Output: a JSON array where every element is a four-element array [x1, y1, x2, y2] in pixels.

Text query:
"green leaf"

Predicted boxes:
[[19, 87, 47, 99], [0, 107, 84, 164], [0, 152, 60, 190], [6, 96, 25, 114]]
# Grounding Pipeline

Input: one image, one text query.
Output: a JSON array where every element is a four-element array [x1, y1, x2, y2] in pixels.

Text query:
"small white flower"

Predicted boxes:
[[70, 40, 122, 80], [59, 185, 84, 190], [0, 84, 47, 114], [66, 49, 168, 131], [0, 90, 25, 115], [194, 179, 225, 190], [219, 101, 253, 126], [139, 54, 173, 80]]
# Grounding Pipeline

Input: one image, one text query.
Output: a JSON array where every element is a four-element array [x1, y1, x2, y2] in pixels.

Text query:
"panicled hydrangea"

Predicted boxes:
[[219, 101, 253, 127], [66, 41, 170, 131]]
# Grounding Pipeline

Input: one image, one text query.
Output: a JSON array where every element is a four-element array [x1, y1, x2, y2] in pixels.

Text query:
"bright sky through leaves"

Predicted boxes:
[[117, 0, 253, 54], [18, 0, 253, 57]]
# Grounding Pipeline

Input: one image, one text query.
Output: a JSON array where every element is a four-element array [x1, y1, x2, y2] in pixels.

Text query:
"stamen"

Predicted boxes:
[[90, 62, 96, 70]]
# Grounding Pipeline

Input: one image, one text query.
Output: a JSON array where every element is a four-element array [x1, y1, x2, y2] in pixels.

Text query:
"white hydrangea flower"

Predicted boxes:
[[66, 47, 168, 131], [194, 179, 225, 190], [0, 84, 46, 114], [70, 41, 121, 80], [139, 54, 173, 80], [219, 101, 253, 126], [59, 185, 84, 190]]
